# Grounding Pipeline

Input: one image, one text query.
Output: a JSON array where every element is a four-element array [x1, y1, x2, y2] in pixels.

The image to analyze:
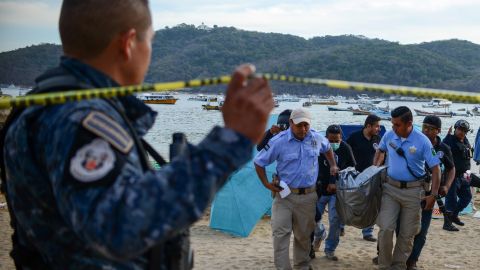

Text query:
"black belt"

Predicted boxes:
[[387, 176, 424, 189]]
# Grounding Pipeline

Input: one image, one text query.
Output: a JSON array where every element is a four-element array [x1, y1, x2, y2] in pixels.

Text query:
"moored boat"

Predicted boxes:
[[311, 99, 338, 105], [414, 109, 452, 118], [202, 101, 224, 111], [422, 98, 452, 108], [137, 93, 178, 104]]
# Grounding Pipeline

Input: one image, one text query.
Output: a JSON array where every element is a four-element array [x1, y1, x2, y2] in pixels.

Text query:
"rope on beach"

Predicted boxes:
[[0, 74, 478, 109]]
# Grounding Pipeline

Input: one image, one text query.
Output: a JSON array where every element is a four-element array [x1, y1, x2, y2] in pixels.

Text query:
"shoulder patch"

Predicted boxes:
[[82, 111, 133, 154], [70, 138, 116, 182]]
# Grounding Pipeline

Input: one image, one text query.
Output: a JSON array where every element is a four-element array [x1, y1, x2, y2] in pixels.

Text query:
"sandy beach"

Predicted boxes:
[[1, 193, 479, 270]]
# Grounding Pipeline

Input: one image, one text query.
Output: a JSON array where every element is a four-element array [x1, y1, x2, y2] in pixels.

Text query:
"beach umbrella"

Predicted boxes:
[[209, 115, 278, 237]]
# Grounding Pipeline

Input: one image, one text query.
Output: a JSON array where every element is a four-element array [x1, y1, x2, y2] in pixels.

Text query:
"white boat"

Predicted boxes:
[[136, 93, 178, 104], [422, 98, 452, 108], [344, 94, 383, 105], [188, 94, 219, 102], [275, 94, 300, 102]]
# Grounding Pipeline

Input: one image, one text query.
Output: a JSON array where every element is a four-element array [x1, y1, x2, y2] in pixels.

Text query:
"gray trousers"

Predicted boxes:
[[377, 183, 423, 270], [271, 192, 317, 270]]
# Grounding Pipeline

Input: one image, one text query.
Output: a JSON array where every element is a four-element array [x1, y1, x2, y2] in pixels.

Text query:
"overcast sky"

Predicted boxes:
[[0, 0, 479, 53]]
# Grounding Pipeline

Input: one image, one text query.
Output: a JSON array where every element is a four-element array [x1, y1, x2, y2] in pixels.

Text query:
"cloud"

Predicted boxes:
[[151, 0, 480, 44], [0, 1, 59, 27], [0, 0, 479, 52]]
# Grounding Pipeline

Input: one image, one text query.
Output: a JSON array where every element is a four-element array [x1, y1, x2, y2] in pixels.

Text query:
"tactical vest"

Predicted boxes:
[[0, 66, 192, 270]]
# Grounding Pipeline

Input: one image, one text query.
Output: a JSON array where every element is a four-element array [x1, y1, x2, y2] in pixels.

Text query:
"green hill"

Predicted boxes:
[[1, 24, 479, 93]]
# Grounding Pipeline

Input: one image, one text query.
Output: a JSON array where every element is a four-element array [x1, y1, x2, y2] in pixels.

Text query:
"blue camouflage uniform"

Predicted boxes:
[[3, 57, 253, 269]]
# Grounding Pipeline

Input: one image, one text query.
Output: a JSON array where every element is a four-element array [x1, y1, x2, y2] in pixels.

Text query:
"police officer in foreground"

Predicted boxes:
[[443, 120, 473, 229], [373, 106, 441, 270], [404, 116, 456, 270], [254, 108, 338, 270], [1, 0, 274, 268]]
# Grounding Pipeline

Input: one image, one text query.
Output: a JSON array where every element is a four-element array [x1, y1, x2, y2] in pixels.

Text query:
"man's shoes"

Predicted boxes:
[[443, 222, 459, 231], [450, 215, 465, 226], [309, 245, 316, 259], [340, 228, 345, 236], [363, 235, 377, 242], [406, 259, 417, 270], [372, 256, 378, 265], [325, 252, 338, 261]]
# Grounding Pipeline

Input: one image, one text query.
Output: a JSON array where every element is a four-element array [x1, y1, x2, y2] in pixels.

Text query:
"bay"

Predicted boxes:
[[145, 94, 479, 160]]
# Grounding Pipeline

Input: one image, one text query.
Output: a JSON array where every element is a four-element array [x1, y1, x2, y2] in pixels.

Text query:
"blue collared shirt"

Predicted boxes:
[[254, 128, 331, 188], [379, 128, 440, 181]]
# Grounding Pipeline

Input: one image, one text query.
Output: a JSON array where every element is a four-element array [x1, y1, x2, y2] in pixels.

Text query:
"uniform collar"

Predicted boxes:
[[394, 127, 416, 142], [60, 56, 157, 135], [287, 128, 312, 142]]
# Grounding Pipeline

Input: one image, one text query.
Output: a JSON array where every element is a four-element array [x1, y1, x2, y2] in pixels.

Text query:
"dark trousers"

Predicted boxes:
[[445, 177, 472, 216], [407, 209, 433, 262]]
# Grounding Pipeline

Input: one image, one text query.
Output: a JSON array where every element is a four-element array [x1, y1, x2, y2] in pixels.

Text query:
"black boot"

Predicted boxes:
[[449, 214, 465, 226], [443, 214, 460, 231], [406, 259, 417, 270]]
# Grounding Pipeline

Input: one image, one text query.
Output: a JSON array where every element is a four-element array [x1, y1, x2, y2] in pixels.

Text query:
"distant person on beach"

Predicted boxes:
[[403, 116, 456, 270], [346, 114, 382, 242], [313, 124, 356, 261], [373, 106, 440, 270], [0, 0, 273, 268], [442, 120, 473, 229], [257, 109, 292, 151], [254, 108, 338, 270]]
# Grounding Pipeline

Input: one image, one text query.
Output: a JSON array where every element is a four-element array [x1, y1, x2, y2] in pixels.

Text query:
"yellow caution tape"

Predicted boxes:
[[0, 74, 478, 109]]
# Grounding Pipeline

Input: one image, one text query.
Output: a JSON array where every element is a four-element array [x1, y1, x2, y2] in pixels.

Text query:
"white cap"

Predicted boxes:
[[290, 108, 312, 125]]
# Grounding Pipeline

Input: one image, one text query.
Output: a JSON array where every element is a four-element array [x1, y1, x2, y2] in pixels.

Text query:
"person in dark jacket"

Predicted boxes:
[[312, 124, 356, 261], [443, 120, 473, 229]]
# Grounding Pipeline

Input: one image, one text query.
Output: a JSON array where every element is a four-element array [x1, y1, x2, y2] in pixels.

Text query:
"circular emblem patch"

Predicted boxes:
[[70, 139, 116, 182]]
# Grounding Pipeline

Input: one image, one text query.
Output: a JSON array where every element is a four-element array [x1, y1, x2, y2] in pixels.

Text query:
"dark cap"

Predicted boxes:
[[277, 109, 292, 126], [454, 119, 470, 131], [326, 124, 342, 135], [423, 116, 441, 129]]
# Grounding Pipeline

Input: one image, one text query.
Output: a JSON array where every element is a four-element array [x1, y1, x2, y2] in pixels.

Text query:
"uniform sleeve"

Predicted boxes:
[[423, 139, 440, 168], [254, 137, 279, 167], [319, 136, 331, 154], [41, 108, 253, 260], [256, 130, 274, 151], [442, 144, 455, 171], [378, 132, 388, 152]]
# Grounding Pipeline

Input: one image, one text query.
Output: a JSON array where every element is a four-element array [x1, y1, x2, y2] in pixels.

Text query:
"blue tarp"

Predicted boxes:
[[209, 115, 278, 237]]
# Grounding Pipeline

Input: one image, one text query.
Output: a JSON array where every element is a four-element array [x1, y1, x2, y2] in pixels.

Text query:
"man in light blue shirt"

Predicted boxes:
[[255, 108, 338, 270], [373, 106, 441, 270]]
